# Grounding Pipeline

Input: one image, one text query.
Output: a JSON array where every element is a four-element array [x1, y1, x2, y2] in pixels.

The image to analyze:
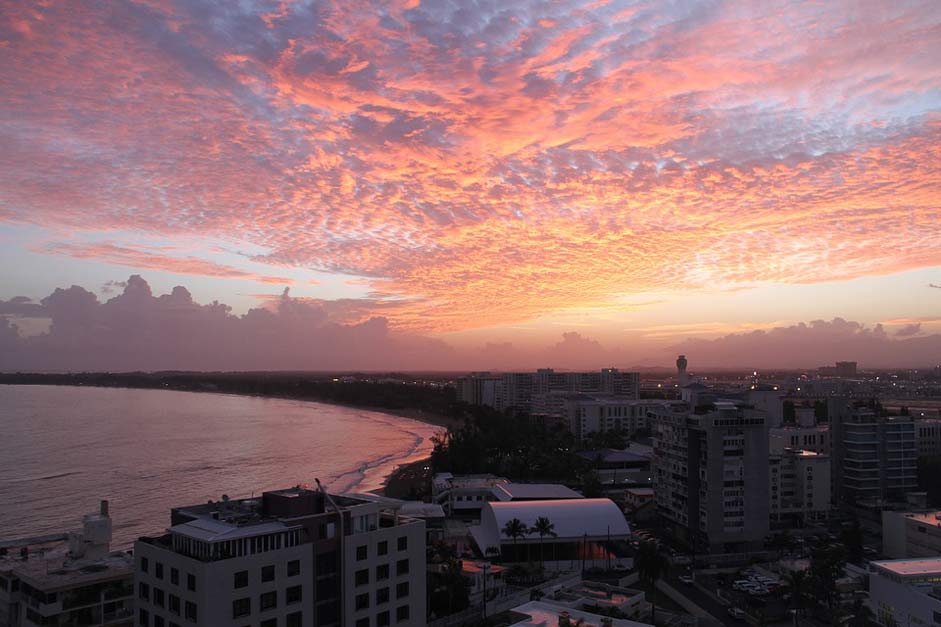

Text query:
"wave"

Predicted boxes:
[[329, 421, 435, 495], [3, 470, 82, 483]]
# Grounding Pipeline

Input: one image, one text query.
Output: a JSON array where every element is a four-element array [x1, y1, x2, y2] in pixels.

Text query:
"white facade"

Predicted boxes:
[[0, 502, 133, 627], [882, 511, 941, 559], [133, 488, 426, 627], [769, 449, 831, 526], [869, 559, 941, 627], [564, 398, 667, 442]]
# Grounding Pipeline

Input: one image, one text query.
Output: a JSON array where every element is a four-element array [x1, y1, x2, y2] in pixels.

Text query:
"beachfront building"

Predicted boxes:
[[869, 558, 941, 627], [0, 501, 134, 627], [133, 486, 426, 627], [470, 499, 631, 566]]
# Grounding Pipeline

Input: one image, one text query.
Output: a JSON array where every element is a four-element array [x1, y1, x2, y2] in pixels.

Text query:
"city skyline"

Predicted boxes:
[[1, 1, 940, 370]]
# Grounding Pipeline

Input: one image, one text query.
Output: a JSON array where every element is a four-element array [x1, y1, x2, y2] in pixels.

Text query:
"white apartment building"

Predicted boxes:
[[564, 397, 668, 442], [457, 369, 639, 414], [869, 558, 941, 627], [651, 401, 770, 555], [133, 487, 426, 627], [0, 501, 134, 627], [882, 511, 941, 559], [769, 449, 831, 527]]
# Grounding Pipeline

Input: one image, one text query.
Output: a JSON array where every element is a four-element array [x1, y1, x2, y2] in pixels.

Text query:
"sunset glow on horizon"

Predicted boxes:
[[1, 0, 940, 369]]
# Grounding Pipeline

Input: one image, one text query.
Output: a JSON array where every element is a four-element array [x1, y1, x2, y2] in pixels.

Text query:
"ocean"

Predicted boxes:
[[0, 384, 441, 548]]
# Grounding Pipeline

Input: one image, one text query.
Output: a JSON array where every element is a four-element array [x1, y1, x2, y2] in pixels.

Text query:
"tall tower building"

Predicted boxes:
[[676, 355, 690, 387]]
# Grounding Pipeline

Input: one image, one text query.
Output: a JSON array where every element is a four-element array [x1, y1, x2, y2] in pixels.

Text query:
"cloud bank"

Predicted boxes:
[[1, 278, 938, 371]]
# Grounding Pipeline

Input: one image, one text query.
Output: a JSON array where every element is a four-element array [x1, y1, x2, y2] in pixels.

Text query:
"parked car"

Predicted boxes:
[[728, 607, 747, 619], [679, 575, 694, 585]]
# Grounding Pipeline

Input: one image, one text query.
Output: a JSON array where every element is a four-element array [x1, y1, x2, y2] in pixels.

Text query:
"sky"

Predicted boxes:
[[1, 0, 940, 371]]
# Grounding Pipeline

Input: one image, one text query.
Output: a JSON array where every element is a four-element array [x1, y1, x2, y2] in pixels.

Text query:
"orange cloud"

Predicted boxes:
[[43, 243, 292, 285], [0, 0, 939, 334]]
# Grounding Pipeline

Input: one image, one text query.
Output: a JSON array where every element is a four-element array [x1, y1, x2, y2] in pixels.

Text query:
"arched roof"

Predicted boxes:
[[474, 498, 630, 549]]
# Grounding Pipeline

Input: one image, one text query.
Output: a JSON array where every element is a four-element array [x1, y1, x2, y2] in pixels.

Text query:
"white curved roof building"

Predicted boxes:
[[472, 498, 630, 551]]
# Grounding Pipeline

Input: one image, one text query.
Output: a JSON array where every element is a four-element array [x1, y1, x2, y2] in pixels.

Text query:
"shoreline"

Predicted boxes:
[[1, 380, 453, 498], [0, 380, 463, 431]]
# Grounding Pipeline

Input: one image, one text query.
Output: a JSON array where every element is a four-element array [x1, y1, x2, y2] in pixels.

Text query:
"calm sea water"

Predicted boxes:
[[0, 385, 441, 548]]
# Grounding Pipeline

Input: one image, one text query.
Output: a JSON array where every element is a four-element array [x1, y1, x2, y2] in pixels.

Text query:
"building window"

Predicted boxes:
[[357, 545, 368, 561], [286, 612, 302, 627], [355, 593, 370, 611], [260, 590, 277, 611], [262, 565, 275, 582], [397, 536, 408, 551], [139, 608, 149, 626], [169, 594, 180, 615], [286, 585, 302, 605], [356, 569, 369, 586], [396, 605, 410, 622], [376, 564, 389, 581], [261, 620, 277, 627], [396, 582, 409, 599], [377, 611, 390, 627], [155, 562, 164, 580], [287, 560, 300, 577], [396, 559, 409, 576], [153, 588, 165, 608], [170, 567, 179, 585], [377, 587, 389, 605], [377, 541, 388, 556], [154, 617, 165, 627], [233, 597, 251, 618], [140, 557, 149, 573], [356, 619, 370, 627], [184, 601, 197, 622], [234, 570, 249, 589], [186, 574, 196, 592], [139, 582, 150, 601]]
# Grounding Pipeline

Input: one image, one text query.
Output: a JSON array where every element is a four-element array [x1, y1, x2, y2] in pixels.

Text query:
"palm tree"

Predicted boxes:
[[532, 517, 557, 568], [635, 540, 668, 624], [502, 517, 528, 563]]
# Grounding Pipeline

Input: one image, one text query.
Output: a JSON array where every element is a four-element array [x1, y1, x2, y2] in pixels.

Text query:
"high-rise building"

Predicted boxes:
[[652, 401, 770, 555], [489, 369, 640, 414], [455, 372, 502, 407], [830, 399, 918, 507], [0, 501, 134, 627], [769, 449, 831, 527], [133, 487, 426, 627], [563, 397, 669, 442]]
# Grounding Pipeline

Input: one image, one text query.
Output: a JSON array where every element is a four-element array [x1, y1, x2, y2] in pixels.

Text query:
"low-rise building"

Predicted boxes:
[[471, 499, 631, 566], [575, 449, 652, 486], [0, 501, 134, 627], [869, 558, 941, 627], [882, 511, 941, 559], [134, 486, 426, 627], [509, 600, 652, 627], [432, 474, 583, 516]]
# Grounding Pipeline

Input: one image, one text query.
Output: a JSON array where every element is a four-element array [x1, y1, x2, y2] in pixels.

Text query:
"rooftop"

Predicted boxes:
[[872, 558, 941, 578], [509, 601, 652, 627], [493, 483, 584, 501], [0, 545, 133, 592]]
